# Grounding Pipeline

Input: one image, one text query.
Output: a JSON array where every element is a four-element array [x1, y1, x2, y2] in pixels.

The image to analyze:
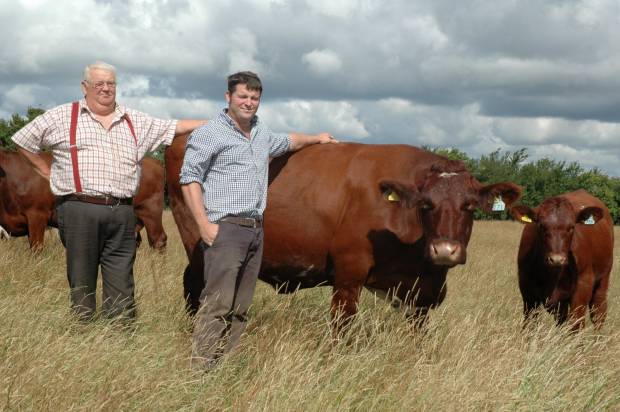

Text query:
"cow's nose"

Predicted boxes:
[[546, 253, 567, 266], [429, 240, 464, 266]]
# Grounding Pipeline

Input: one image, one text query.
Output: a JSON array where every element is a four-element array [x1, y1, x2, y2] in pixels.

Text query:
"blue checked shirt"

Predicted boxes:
[[179, 109, 291, 223]]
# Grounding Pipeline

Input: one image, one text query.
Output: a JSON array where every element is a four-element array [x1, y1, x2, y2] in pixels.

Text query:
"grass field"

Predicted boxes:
[[1, 213, 620, 411]]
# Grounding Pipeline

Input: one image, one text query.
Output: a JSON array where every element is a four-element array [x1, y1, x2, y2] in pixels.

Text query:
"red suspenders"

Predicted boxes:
[[69, 101, 137, 193]]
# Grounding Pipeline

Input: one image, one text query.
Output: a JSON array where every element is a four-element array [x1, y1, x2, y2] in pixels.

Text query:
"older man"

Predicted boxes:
[[12, 61, 205, 322]]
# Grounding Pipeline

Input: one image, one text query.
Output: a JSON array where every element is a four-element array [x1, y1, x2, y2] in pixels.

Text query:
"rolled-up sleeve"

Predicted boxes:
[[11, 112, 55, 153], [128, 108, 177, 153], [179, 127, 215, 185], [268, 131, 291, 158]]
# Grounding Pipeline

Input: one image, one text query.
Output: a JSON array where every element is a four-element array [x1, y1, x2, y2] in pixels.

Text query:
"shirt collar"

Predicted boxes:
[[221, 108, 259, 128], [80, 98, 125, 120]]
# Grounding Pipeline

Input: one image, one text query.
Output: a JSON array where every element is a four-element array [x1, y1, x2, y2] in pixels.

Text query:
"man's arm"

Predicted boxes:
[[180, 182, 219, 246], [175, 120, 208, 137], [288, 132, 338, 151], [16, 146, 51, 181]]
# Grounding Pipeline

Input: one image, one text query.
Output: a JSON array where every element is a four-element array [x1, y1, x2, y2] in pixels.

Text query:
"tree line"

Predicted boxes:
[[429, 147, 620, 223], [3, 108, 620, 222]]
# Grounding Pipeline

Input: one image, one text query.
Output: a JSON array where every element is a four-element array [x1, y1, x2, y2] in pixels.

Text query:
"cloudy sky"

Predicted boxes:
[[2, 0, 620, 175]]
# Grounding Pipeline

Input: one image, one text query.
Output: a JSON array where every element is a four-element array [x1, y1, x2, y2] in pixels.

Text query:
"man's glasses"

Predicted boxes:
[[86, 81, 117, 89]]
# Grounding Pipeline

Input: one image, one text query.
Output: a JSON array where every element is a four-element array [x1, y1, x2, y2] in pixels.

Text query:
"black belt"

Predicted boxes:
[[61, 194, 133, 206], [220, 216, 262, 228]]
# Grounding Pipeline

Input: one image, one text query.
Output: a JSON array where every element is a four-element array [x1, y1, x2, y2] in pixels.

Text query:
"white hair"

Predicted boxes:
[[83, 61, 117, 82]]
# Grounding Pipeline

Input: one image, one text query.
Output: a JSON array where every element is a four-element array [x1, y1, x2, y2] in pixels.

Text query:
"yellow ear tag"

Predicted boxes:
[[387, 191, 400, 202], [521, 215, 532, 223]]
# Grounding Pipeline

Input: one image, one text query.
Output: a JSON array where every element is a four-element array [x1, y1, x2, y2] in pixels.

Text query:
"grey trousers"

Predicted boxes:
[[56, 200, 137, 321], [191, 221, 263, 369]]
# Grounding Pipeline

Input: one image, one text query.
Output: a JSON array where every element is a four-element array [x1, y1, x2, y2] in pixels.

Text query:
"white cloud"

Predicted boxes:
[[3, 0, 620, 176], [117, 75, 150, 98], [261, 100, 368, 139], [121, 96, 220, 120], [302, 49, 343, 76], [227, 28, 265, 74], [305, 0, 378, 18], [18, 0, 48, 10], [4, 84, 49, 108]]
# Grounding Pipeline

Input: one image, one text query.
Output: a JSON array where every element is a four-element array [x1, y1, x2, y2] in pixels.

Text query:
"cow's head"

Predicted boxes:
[[511, 198, 603, 267], [379, 160, 522, 267]]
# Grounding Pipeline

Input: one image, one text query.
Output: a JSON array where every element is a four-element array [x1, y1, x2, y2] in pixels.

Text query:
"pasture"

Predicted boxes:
[[1, 213, 619, 411]]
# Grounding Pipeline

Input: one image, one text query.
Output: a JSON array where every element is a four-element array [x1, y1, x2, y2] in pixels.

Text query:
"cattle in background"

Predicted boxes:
[[166, 137, 522, 329], [133, 157, 168, 251], [510, 190, 613, 330], [0, 150, 55, 248], [0, 149, 167, 250]]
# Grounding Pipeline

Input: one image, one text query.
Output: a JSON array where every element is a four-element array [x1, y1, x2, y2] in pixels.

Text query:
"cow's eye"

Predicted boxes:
[[419, 201, 434, 211], [462, 202, 476, 212]]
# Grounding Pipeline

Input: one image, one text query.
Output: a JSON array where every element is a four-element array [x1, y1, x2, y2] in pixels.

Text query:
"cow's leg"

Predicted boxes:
[[589, 276, 610, 330], [134, 219, 144, 248], [0, 225, 9, 240], [519, 271, 542, 329], [406, 271, 447, 331], [522, 298, 541, 328], [184, 241, 206, 315], [553, 301, 569, 326], [329, 252, 372, 338], [25, 211, 48, 250], [331, 280, 363, 337], [405, 306, 430, 331], [568, 272, 594, 331]]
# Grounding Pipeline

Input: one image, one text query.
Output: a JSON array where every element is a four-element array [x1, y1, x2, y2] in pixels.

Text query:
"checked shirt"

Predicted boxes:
[[179, 109, 291, 223], [12, 99, 177, 198]]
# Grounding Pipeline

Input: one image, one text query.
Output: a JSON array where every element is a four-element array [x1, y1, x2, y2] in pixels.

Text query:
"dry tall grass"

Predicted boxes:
[[1, 214, 619, 411]]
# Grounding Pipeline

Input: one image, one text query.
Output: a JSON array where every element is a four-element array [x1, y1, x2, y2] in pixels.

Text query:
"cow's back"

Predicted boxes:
[[261, 143, 445, 289]]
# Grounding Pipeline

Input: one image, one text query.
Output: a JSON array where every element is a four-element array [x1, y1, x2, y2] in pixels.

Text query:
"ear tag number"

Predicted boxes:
[[492, 196, 505, 212], [584, 215, 595, 225], [387, 191, 400, 202], [521, 215, 532, 223]]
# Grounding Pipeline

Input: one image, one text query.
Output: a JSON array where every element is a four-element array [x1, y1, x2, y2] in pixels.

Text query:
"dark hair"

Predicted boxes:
[[227, 71, 262, 95]]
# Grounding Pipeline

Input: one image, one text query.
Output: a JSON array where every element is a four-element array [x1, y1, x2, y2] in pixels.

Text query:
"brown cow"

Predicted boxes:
[[166, 137, 522, 328], [510, 190, 613, 330], [0, 149, 167, 250], [0, 150, 55, 248]]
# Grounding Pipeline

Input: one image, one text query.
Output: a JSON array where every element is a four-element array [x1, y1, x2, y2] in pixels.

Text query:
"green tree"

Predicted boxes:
[[0, 107, 45, 150]]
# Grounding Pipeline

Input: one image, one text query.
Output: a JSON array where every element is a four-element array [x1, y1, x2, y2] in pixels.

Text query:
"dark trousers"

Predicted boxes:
[[56, 200, 137, 321], [191, 221, 263, 369]]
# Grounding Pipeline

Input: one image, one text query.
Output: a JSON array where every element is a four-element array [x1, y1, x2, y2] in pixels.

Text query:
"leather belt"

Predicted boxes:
[[220, 216, 262, 228], [61, 194, 133, 206]]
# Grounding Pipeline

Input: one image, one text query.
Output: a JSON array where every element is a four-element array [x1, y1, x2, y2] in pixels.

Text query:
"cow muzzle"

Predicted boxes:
[[546, 253, 568, 267], [429, 240, 465, 266]]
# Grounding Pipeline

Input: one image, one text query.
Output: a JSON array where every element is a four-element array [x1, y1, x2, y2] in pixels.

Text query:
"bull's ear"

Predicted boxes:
[[510, 205, 537, 224], [478, 182, 522, 213], [576, 206, 604, 225], [379, 180, 421, 208]]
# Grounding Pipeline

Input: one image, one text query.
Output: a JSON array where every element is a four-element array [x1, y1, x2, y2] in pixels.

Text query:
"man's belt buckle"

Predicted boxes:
[[104, 194, 121, 207], [222, 216, 261, 228]]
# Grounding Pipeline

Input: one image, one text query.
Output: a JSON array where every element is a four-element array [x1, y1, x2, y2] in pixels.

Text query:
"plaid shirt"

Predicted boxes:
[[180, 109, 291, 223], [11, 99, 177, 198]]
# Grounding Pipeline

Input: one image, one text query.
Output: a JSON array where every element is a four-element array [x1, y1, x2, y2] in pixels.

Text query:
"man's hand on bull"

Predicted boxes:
[[200, 221, 219, 246], [316, 132, 339, 144]]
